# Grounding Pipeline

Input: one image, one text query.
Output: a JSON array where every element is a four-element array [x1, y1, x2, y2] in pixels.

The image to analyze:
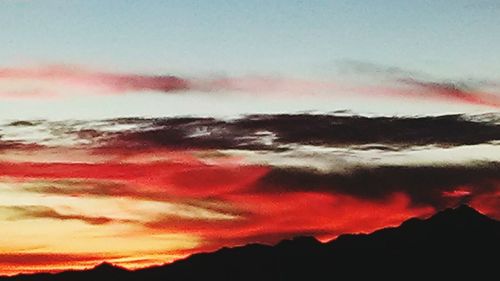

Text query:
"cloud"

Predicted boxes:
[[256, 162, 500, 210], [399, 78, 500, 107], [0, 140, 39, 150], [0, 161, 269, 198], [1, 64, 500, 107], [335, 59, 426, 80], [0, 252, 128, 275], [0, 253, 116, 266], [196, 76, 340, 95], [101, 114, 500, 151], [2, 114, 498, 156], [144, 192, 433, 247], [335, 59, 500, 107], [1, 113, 499, 171], [471, 190, 500, 219], [0, 65, 339, 97], [0, 205, 120, 225], [0, 65, 189, 96], [3, 151, 497, 246]]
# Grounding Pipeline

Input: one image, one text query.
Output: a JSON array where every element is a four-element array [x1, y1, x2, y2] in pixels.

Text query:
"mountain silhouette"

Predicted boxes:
[[2, 205, 499, 280]]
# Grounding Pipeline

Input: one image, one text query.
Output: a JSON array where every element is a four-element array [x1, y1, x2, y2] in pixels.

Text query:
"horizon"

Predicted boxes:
[[1, 203, 494, 276]]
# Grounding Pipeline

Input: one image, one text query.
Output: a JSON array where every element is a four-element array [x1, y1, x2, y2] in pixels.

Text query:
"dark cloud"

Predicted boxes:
[[256, 162, 500, 208], [1, 113, 498, 152], [0, 205, 118, 225], [102, 117, 277, 151], [0, 140, 40, 151], [6, 120, 40, 127], [400, 78, 500, 107], [102, 113, 500, 150], [232, 114, 500, 146]]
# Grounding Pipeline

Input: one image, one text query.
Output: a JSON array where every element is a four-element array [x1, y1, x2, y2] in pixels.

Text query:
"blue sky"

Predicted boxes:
[[2, 0, 499, 77], [0, 0, 499, 119]]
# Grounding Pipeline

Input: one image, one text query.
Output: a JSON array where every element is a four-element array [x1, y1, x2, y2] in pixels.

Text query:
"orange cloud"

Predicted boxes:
[[145, 192, 434, 250]]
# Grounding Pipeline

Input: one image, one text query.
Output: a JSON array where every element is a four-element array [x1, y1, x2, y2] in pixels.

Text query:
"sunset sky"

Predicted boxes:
[[1, 0, 500, 275]]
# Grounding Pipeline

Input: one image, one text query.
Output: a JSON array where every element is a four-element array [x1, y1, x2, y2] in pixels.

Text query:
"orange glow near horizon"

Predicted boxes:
[[0, 146, 498, 275]]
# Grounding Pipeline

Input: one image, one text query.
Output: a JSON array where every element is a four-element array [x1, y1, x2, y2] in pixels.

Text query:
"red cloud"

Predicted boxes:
[[1, 65, 499, 107], [471, 186, 500, 220], [145, 192, 434, 250], [0, 65, 189, 95], [0, 160, 269, 198], [398, 79, 500, 107]]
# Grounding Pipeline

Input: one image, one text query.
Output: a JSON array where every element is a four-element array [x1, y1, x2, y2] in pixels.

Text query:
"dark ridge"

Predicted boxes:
[[2, 205, 499, 280], [91, 262, 127, 272]]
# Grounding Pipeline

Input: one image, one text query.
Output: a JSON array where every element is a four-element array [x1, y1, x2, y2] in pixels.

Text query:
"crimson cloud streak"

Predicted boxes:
[[1, 65, 499, 107]]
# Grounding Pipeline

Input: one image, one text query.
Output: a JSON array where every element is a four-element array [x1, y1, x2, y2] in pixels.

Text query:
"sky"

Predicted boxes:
[[0, 0, 499, 275], [1, 0, 500, 119]]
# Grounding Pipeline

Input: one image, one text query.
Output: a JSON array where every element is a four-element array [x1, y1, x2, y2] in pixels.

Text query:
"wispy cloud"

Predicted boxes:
[[1, 64, 499, 107], [334, 59, 425, 80], [399, 78, 500, 107], [335, 59, 500, 107], [0, 205, 117, 225], [0, 65, 189, 96], [0, 252, 116, 266]]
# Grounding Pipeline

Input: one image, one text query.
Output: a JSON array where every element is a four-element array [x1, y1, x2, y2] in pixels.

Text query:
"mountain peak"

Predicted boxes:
[[454, 204, 482, 214], [92, 262, 125, 272], [430, 204, 488, 223]]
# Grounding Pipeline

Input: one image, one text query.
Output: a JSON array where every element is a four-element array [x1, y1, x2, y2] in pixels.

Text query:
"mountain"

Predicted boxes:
[[2, 205, 499, 280]]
